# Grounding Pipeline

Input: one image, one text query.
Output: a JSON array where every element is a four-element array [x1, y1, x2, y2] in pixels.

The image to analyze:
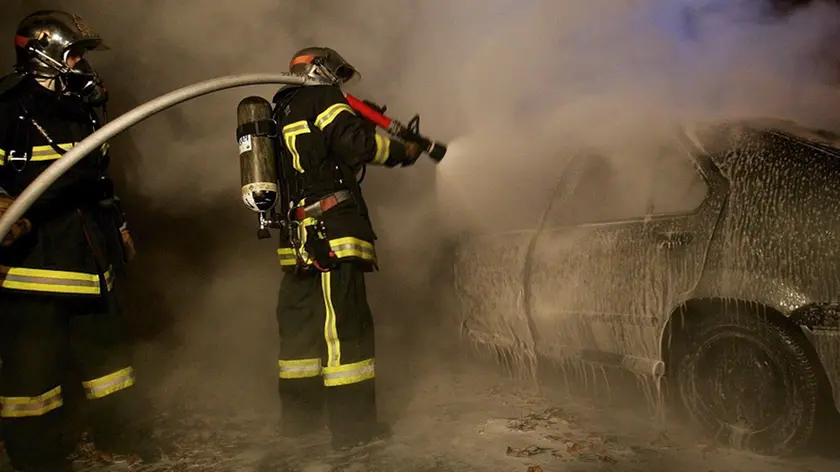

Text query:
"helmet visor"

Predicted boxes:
[[337, 65, 361, 88], [68, 36, 109, 52]]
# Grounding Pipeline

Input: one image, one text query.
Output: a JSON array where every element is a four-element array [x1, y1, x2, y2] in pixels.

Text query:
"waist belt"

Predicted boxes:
[[293, 190, 352, 221]]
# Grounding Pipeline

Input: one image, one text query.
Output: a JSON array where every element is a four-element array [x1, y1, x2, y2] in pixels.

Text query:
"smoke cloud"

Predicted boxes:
[[4, 0, 840, 434]]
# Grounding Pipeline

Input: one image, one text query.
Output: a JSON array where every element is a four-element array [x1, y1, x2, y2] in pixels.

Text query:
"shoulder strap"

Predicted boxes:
[[272, 87, 305, 215], [4, 97, 32, 172], [16, 99, 70, 157]]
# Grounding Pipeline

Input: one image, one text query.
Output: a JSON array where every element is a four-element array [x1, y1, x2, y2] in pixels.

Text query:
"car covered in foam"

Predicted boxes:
[[452, 118, 840, 455]]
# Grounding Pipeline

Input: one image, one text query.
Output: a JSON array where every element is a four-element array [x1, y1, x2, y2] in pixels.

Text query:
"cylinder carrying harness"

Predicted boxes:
[[273, 87, 369, 274]]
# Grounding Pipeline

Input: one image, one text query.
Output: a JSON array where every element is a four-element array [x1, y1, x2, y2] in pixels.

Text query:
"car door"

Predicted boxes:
[[525, 130, 726, 372]]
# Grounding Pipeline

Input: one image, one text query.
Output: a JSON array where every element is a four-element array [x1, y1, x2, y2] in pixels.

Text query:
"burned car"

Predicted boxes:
[[452, 118, 840, 455]]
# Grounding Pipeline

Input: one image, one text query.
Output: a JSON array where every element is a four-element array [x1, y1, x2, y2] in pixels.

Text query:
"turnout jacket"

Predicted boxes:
[[0, 78, 127, 296], [271, 85, 410, 271]]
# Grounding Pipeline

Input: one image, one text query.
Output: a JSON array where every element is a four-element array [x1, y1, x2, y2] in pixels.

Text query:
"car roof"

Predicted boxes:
[[744, 118, 840, 151], [684, 117, 840, 160]]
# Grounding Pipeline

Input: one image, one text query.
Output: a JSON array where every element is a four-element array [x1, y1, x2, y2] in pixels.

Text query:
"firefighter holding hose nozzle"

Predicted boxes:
[[267, 46, 423, 451], [0, 10, 162, 471]]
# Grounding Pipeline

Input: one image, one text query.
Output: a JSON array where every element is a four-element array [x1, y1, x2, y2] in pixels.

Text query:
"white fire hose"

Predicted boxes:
[[0, 73, 323, 243]]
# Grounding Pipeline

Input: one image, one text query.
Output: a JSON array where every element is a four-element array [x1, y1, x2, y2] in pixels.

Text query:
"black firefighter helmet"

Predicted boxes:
[[12, 10, 109, 105], [289, 47, 361, 87]]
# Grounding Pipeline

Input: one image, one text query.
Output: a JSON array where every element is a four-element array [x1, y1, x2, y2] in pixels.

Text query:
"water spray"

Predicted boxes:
[[0, 73, 324, 243]]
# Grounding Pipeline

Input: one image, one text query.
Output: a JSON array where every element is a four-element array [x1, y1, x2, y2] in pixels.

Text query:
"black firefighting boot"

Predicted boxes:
[[2, 411, 75, 472], [277, 377, 326, 439], [86, 389, 168, 463], [326, 379, 391, 451]]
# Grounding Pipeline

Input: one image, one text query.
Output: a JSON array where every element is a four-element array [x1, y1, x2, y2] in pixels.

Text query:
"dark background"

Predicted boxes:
[[0, 0, 456, 430]]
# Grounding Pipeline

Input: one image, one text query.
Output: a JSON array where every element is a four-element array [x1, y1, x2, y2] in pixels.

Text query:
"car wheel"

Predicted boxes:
[[674, 305, 822, 455]]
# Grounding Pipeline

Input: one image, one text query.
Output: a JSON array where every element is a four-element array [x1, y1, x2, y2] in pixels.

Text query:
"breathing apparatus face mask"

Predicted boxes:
[[60, 58, 108, 107]]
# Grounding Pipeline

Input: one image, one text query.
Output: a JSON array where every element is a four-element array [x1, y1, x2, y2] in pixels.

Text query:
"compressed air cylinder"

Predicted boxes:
[[237, 96, 279, 213]]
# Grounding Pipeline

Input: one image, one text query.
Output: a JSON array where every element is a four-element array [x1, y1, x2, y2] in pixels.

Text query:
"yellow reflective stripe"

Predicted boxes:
[[278, 237, 376, 267], [278, 358, 322, 379], [0, 265, 114, 295], [278, 248, 297, 266], [32, 143, 73, 152], [329, 237, 376, 262], [322, 271, 341, 367], [30, 143, 73, 161], [314, 103, 354, 131], [295, 216, 318, 265], [0, 143, 108, 164], [282, 121, 310, 173], [0, 148, 5, 166], [371, 134, 391, 165], [82, 366, 135, 399], [0, 386, 63, 418], [323, 359, 375, 387]]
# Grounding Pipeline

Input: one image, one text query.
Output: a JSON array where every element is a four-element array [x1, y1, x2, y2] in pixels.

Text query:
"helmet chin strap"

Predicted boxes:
[[35, 77, 57, 91], [24, 41, 74, 77], [306, 60, 342, 86]]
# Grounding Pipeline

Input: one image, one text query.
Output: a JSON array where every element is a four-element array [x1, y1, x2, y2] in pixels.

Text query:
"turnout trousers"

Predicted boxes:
[[276, 262, 378, 444], [0, 290, 141, 470]]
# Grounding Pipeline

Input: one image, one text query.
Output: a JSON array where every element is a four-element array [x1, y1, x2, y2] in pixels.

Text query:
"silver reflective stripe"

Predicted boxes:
[[331, 242, 375, 254], [330, 241, 376, 260], [323, 359, 375, 387], [0, 266, 114, 295], [278, 249, 297, 266], [278, 359, 322, 379], [0, 386, 63, 418], [314, 103, 354, 130], [82, 367, 135, 399], [29, 143, 74, 161], [372, 134, 390, 165], [0, 273, 100, 288]]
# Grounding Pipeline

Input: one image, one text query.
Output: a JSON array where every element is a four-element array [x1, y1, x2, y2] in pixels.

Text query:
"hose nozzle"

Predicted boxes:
[[345, 94, 447, 163]]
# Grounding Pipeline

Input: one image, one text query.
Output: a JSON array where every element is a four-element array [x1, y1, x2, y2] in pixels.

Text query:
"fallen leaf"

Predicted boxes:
[[598, 453, 617, 463], [527, 466, 544, 472], [508, 419, 538, 432]]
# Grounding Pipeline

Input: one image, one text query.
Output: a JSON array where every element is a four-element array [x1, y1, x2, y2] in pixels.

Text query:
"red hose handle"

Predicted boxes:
[[344, 93, 448, 163], [345, 94, 392, 129]]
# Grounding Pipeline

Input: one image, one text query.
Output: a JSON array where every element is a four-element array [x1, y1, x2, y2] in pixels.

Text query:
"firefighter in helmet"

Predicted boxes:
[[0, 10, 158, 471], [272, 46, 422, 450]]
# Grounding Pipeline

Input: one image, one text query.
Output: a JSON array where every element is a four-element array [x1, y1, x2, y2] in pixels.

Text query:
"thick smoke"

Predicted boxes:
[[437, 0, 840, 234], [5, 0, 840, 416]]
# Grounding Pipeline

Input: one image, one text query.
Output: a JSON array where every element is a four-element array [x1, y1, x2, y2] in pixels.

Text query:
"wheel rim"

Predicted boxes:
[[692, 330, 792, 434]]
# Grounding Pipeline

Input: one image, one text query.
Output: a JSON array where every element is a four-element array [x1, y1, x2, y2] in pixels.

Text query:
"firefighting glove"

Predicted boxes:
[[120, 224, 136, 263], [401, 141, 423, 167], [0, 195, 32, 247]]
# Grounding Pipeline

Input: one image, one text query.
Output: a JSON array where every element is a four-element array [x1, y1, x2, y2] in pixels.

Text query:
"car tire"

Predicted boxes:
[[673, 304, 822, 455]]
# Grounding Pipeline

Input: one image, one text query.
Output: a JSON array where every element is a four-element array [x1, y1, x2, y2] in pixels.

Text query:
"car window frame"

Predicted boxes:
[[642, 138, 712, 218], [543, 128, 717, 229]]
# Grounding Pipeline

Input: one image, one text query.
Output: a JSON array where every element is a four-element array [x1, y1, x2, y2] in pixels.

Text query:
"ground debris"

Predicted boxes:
[[526, 466, 544, 472], [70, 435, 143, 468], [507, 445, 552, 458], [652, 430, 673, 448], [507, 407, 572, 431], [597, 453, 617, 463]]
